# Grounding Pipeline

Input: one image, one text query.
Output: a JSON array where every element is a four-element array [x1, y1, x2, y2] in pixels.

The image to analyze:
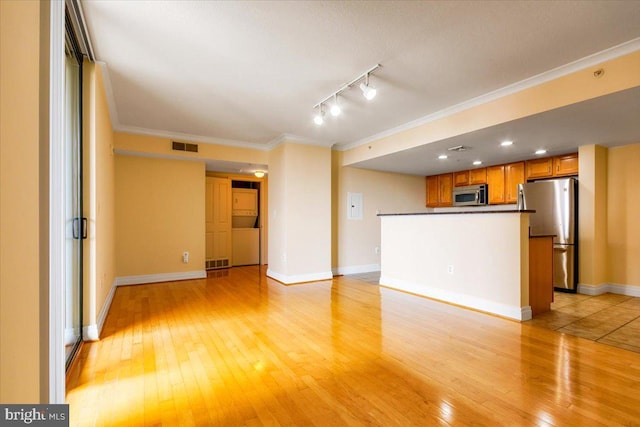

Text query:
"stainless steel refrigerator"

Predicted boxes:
[[517, 177, 577, 291]]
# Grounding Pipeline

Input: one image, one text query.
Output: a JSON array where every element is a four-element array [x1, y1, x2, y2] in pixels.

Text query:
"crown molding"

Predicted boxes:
[[265, 133, 334, 150], [335, 37, 640, 151], [114, 124, 271, 151]]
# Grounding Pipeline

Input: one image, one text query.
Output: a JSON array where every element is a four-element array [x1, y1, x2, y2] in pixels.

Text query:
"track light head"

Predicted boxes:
[[360, 82, 377, 100], [330, 94, 341, 117], [359, 74, 376, 100], [313, 104, 325, 125]]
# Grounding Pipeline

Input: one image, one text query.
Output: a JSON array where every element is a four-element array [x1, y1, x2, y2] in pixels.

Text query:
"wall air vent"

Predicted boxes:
[[206, 259, 229, 270], [172, 141, 198, 153], [447, 145, 469, 152]]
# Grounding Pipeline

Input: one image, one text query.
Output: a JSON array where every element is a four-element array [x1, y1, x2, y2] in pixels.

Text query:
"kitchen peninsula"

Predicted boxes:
[[378, 210, 538, 321]]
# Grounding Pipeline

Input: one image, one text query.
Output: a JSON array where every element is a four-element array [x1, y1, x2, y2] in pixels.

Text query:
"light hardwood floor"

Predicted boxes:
[[67, 266, 640, 426]]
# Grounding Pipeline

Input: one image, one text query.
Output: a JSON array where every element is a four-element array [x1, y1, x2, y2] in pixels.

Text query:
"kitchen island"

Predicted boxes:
[[379, 210, 535, 321]]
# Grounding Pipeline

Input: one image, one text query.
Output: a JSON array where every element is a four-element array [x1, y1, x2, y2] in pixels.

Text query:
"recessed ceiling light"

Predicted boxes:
[[535, 149, 547, 155], [438, 154, 448, 160], [473, 160, 482, 166], [501, 140, 513, 146]]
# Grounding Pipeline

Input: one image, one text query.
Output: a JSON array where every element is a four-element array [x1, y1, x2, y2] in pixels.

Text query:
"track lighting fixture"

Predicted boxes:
[[312, 64, 380, 126], [359, 73, 377, 101], [330, 93, 341, 117], [313, 104, 325, 125]]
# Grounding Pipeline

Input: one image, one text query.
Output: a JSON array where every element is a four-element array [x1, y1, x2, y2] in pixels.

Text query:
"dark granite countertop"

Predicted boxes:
[[378, 210, 535, 217]]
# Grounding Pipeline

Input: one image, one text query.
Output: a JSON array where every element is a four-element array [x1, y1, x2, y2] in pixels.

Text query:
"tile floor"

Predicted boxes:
[[526, 291, 640, 353], [346, 272, 640, 354]]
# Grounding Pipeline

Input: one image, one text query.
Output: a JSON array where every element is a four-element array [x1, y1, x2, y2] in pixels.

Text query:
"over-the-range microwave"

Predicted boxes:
[[453, 184, 488, 206]]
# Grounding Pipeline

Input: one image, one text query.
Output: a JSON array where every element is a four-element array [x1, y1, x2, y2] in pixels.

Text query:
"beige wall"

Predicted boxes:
[[114, 132, 268, 165], [267, 145, 286, 275], [267, 143, 332, 283], [342, 51, 640, 166], [607, 143, 640, 287], [0, 0, 48, 402], [115, 155, 205, 277], [331, 151, 427, 273], [83, 62, 116, 335], [578, 145, 609, 287]]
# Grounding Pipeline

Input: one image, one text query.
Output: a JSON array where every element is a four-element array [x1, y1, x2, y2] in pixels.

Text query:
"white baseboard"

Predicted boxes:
[[83, 280, 116, 342], [115, 270, 206, 286], [332, 264, 380, 276], [96, 282, 116, 338], [267, 269, 333, 285], [83, 272, 206, 341], [380, 275, 530, 321], [578, 282, 640, 297]]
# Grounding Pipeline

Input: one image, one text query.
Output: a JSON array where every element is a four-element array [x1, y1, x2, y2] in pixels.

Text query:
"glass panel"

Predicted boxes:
[[64, 47, 83, 367], [455, 193, 476, 203]]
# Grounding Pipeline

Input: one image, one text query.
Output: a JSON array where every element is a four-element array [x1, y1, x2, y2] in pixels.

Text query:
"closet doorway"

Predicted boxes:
[[205, 172, 267, 270]]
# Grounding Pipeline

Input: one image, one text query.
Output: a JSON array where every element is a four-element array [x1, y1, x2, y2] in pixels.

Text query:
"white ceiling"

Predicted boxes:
[[81, 1, 640, 173]]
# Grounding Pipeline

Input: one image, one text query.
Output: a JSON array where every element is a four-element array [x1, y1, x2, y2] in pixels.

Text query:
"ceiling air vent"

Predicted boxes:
[[172, 141, 198, 153], [447, 145, 469, 152]]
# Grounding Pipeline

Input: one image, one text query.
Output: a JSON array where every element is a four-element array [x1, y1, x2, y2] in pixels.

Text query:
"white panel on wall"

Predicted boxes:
[[347, 192, 363, 220]]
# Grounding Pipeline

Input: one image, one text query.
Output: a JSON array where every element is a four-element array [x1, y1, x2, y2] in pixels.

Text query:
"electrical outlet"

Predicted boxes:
[[183, 251, 189, 264], [447, 265, 454, 274], [375, 247, 380, 254]]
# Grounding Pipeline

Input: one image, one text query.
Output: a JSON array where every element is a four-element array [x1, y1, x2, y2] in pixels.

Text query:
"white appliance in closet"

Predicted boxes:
[[231, 188, 259, 266]]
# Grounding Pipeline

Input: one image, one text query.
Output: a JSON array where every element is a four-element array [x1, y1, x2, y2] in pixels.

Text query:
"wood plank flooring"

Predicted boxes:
[[66, 266, 640, 426]]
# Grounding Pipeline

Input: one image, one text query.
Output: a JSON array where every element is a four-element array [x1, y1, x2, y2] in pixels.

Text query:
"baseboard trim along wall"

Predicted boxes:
[[578, 282, 640, 297], [85, 271, 207, 341], [332, 264, 380, 276], [115, 270, 207, 286], [266, 269, 333, 285], [380, 275, 532, 321]]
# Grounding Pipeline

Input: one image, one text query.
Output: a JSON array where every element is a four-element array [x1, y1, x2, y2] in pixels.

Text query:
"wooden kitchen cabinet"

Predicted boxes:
[[425, 173, 453, 207], [526, 158, 553, 180], [439, 173, 453, 206], [529, 236, 554, 316], [554, 153, 578, 176], [487, 165, 505, 204], [505, 161, 525, 204], [486, 162, 524, 204], [454, 171, 469, 187], [468, 167, 487, 184], [526, 153, 579, 181], [425, 176, 439, 207]]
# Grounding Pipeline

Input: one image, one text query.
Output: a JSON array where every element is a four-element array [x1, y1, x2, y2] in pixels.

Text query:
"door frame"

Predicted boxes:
[[49, 0, 66, 404]]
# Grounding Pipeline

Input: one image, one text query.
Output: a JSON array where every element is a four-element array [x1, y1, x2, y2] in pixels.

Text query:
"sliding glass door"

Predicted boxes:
[[64, 16, 84, 368]]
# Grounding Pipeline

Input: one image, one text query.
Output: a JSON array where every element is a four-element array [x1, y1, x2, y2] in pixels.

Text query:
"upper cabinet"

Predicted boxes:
[[526, 153, 578, 180], [425, 173, 453, 207], [439, 173, 453, 206], [486, 162, 524, 205], [454, 171, 469, 187], [487, 165, 505, 204], [525, 158, 553, 179], [469, 167, 487, 185], [425, 175, 439, 207], [504, 162, 525, 204], [553, 153, 579, 176]]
